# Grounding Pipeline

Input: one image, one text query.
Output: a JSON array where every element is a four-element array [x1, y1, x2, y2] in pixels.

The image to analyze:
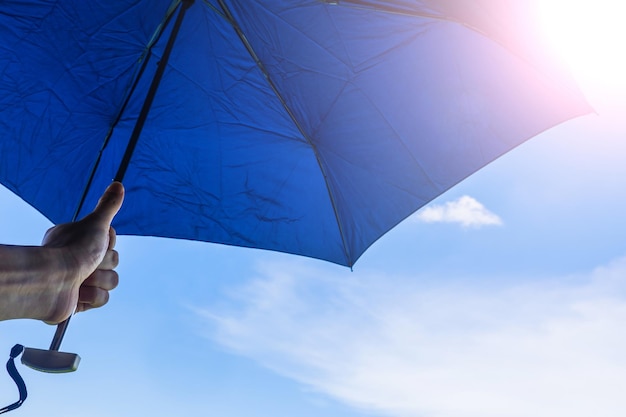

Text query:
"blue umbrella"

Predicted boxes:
[[0, 0, 589, 409]]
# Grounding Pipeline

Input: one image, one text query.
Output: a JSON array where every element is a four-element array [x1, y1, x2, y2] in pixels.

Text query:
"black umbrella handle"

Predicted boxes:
[[17, 316, 81, 374], [20, 347, 80, 374]]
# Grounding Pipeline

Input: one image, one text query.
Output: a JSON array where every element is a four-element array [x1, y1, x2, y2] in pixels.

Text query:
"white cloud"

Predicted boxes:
[[196, 257, 626, 417], [415, 196, 502, 228]]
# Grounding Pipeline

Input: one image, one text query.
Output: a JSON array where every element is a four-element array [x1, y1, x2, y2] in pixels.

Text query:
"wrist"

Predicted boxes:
[[0, 245, 75, 322]]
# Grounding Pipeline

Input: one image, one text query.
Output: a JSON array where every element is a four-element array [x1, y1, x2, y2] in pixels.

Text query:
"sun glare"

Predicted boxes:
[[538, 0, 626, 88]]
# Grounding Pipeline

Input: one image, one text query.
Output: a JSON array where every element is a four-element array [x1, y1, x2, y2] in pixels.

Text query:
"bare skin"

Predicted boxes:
[[0, 182, 124, 323]]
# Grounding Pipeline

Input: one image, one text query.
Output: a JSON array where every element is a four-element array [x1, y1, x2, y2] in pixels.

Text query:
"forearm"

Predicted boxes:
[[0, 244, 70, 321]]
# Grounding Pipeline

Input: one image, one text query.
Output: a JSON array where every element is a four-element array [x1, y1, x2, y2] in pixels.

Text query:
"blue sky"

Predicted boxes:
[[2, 5, 626, 417]]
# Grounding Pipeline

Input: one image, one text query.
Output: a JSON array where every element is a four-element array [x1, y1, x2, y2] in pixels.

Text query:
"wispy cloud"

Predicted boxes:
[[415, 196, 502, 228], [196, 257, 626, 417]]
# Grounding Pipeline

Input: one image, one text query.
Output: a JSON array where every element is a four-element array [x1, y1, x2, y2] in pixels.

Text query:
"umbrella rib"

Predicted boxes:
[[320, 0, 461, 23], [201, 0, 227, 20], [321, 0, 494, 45], [214, 0, 353, 266]]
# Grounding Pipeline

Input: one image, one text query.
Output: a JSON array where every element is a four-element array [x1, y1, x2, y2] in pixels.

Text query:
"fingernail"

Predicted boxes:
[[106, 182, 124, 194]]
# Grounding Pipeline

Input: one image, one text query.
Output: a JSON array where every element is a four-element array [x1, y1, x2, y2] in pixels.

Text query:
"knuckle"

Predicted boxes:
[[108, 270, 120, 290], [96, 290, 110, 307], [109, 249, 119, 268], [79, 286, 109, 308]]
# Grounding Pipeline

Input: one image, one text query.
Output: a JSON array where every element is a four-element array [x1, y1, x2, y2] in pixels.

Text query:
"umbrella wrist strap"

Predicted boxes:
[[0, 345, 27, 414]]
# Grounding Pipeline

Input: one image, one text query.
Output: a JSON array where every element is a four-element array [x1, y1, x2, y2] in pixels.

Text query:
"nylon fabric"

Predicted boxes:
[[0, 1, 590, 266]]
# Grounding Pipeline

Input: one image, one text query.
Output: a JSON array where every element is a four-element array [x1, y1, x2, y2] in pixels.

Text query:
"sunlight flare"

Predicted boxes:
[[538, 0, 626, 88]]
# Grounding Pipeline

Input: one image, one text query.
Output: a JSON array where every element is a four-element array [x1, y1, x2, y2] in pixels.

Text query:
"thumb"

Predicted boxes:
[[91, 182, 125, 225]]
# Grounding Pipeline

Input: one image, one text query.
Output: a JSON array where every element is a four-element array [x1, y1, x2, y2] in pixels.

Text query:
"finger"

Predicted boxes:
[[78, 286, 110, 309], [92, 182, 124, 224], [76, 302, 101, 314], [98, 249, 119, 270], [76, 303, 91, 313], [108, 226, 116, 250], [82, 269, 119, 291]]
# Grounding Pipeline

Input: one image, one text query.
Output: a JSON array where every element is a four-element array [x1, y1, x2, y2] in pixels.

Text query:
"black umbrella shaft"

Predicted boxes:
[[49, 317, 69, 351], [115, 0, 194, 182], [50, 0, 194, 353]]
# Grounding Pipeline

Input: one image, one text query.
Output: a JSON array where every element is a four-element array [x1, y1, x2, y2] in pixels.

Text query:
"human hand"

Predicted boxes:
[[41, 182, 124, 323]]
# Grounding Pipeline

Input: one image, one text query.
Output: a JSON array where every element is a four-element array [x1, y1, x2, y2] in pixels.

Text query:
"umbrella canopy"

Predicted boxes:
[[0, 0, 590, 267]]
